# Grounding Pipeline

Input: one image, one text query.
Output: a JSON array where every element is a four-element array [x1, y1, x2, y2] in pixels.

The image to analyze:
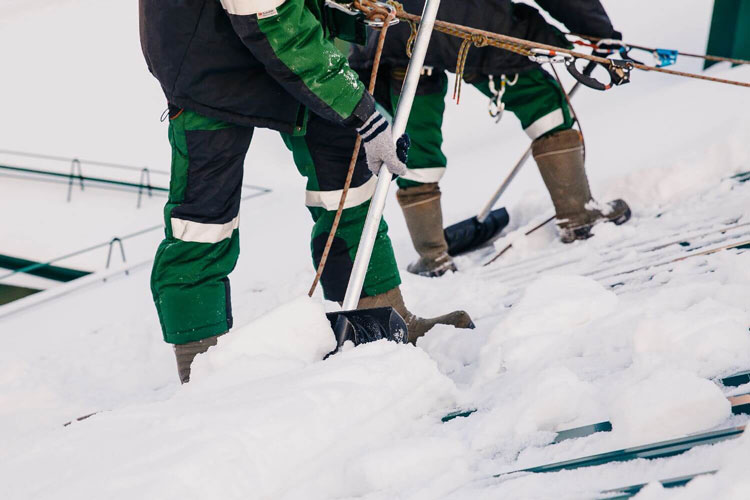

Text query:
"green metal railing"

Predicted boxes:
[[0, 164, 166, 207], [0, 225, 161, 283], [0, 254, 90, 282], [0, 149, 272, 286], [0, 149, 272, 206]]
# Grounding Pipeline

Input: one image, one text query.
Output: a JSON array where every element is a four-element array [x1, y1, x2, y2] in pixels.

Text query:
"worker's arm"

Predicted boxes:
[[220, 0, 374, 127], [534, 0, 621, 39]]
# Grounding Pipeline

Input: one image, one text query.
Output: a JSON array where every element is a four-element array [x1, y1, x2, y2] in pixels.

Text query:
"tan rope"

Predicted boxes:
[[453, 34, 488, 103], [571, 33, 750, 67], [405, 18, 418, 58], [308, 7, 396, 297], [383, 3, 750, 89]]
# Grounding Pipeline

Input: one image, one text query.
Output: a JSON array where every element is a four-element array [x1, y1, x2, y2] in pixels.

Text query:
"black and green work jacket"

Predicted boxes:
[[139, 0, 374, 134]]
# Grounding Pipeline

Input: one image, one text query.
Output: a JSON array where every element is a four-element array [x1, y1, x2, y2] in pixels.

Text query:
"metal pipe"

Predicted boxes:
[[476, 147, 531, 223], [341, 0, 442, 310]]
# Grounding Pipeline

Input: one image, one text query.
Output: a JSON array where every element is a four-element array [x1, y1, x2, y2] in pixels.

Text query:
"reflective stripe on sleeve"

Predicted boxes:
[[220, 0, 286, 16]]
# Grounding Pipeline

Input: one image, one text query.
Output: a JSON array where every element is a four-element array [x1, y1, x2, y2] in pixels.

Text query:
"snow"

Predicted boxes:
[[478, 274, 619, 376], [609, 369, 731, 443], [4, 299, 459, 500], [2, 0, 750, 498]]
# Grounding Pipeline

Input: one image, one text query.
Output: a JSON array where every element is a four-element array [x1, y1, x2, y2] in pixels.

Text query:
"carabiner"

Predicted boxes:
[[487, 74, 517, 123], [528, 48, 574, 65]]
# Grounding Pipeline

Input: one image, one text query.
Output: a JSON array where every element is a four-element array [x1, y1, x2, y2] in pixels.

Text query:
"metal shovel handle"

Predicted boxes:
[[341, 0, 443, 311]]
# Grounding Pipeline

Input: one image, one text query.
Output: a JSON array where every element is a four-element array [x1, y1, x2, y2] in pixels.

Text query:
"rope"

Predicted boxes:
[[307, 6, 396, 298], [570, 34, 750, 66], [382, 3, 750, 89], [405, 18, 418, 58], [549, 64, 586, 161], [453, 34, 487, 103]]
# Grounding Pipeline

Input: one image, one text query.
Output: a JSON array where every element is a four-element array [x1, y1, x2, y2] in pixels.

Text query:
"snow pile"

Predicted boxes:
[[657, 430, 750, 500], [631, 297, 750, 378], [3, 0, 750, 498], [609, 369, 731, 443], [2, 298, 460, 500], [478, 274, 618, 376]]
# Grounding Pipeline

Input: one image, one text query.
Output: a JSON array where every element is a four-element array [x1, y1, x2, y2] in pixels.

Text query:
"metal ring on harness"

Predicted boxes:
[[487, 74, 518, 123], [327, 0, 400, 27], [595, 38, 645, 65]]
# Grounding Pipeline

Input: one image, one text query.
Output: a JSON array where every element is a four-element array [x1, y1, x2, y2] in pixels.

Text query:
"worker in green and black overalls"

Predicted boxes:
[[139, 0, 474, 382], [350, 0, 632, 277]]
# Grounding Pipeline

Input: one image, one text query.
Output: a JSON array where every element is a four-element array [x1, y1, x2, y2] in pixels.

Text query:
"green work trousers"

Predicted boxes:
[[151, 108, 400, 345], [392, 67, 575, 188]]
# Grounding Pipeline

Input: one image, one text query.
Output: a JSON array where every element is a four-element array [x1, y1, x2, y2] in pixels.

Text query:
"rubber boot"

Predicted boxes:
[[532, 129, 631, 243], [174, 334, 220, 384], [357, 286, 474, 344], [396, 183, 457, 277]]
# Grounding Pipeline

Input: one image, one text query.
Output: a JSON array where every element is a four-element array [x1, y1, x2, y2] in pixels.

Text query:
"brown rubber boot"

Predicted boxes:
[[532, 129, 631, 243], [174, 334, 220, 384], [357, 286, 474, 344], [396, 183, 457, 277]]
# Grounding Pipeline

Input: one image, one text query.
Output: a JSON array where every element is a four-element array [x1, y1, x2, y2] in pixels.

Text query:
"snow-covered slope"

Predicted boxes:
[[2, 0, 750, 499]]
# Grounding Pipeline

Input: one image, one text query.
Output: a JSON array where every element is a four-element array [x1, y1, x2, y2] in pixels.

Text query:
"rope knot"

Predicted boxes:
[[471, 34, 488, 47], [452, 35, 487, 104]]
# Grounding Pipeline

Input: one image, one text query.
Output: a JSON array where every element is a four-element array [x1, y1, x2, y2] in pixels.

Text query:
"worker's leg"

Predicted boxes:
[[151, 106, 251, 349], [281, 111, 401, 302], [389, 70, 456, 276]]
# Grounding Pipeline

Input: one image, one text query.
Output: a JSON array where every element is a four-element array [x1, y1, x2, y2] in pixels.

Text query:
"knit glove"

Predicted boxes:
[[357, 111, 409, 177]]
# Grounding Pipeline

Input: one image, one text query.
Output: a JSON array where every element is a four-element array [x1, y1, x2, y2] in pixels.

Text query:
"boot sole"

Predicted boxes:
[[407, 264, 457, 278], [561, 206, 633, 244], [611, 206, 632, 226]]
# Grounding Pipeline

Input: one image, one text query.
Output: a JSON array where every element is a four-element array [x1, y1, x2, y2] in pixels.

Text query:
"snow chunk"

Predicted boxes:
[[468, 366, 599, 455], [631, 298, 750, 378], [669, 429, 750, 500], [3, 339, 458, 500], [190, 296, 336, 383], [610, 369, 731, 443], [479, 275, 618, 376]]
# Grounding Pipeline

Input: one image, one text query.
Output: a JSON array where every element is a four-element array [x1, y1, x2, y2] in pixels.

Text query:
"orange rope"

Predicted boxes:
[[383, 2, 750, 89], [308, 7, 396, 297]]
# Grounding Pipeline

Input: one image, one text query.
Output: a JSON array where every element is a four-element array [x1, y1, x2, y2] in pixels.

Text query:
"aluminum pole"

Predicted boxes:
[[342, 0, 442, 310]]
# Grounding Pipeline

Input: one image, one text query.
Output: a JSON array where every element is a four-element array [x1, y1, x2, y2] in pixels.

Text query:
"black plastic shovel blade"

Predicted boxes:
[[445, 207, 510, 256], [325, 307, 408, 358]]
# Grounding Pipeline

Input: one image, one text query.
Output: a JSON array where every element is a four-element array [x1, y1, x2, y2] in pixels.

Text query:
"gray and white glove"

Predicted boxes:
[[357, 111, 410, 177]]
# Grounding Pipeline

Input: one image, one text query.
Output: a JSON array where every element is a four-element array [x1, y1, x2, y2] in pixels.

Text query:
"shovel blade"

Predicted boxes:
[[445, 207, 510, 256], [326, 306, 408, 351]]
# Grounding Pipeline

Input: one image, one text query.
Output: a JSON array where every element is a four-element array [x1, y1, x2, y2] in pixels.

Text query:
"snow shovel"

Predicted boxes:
[[325, 0, 443, 357], [444, 62, 597, 256]]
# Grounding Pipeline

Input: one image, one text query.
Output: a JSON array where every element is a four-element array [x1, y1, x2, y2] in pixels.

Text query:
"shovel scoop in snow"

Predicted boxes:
[[325, 307, 408, 358], [445, 207, 510, 256]]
